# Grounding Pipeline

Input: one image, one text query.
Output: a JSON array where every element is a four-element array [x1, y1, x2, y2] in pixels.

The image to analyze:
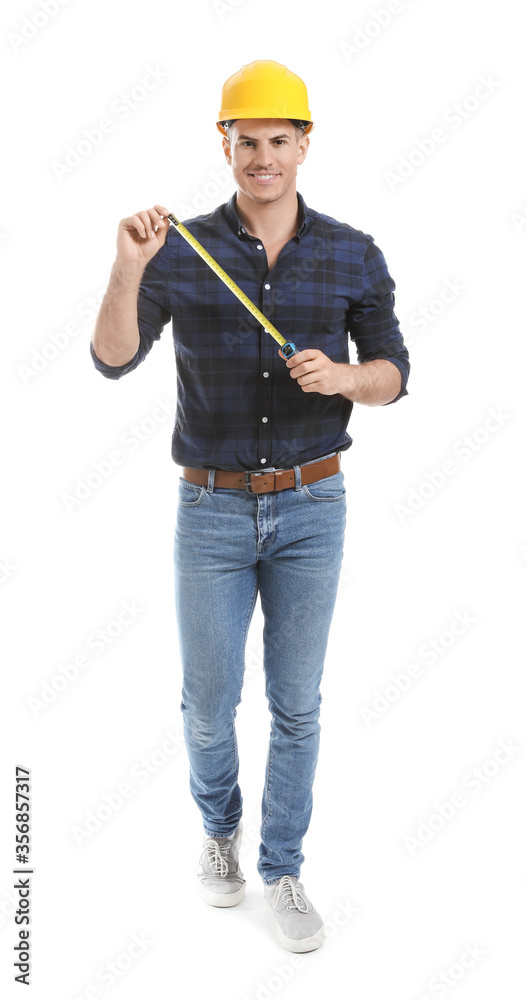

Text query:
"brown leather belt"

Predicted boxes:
[[181, 453, 340, 494]]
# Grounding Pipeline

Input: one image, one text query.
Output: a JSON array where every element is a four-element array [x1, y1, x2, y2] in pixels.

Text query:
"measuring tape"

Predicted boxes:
[[166, 213, 298, 359]]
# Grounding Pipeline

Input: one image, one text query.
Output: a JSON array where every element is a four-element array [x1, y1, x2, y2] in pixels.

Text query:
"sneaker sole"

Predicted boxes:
[[265, 901, 325, 952], [199, 880, 246, 907]]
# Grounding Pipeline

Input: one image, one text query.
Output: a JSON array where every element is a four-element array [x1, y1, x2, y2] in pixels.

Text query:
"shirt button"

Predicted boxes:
[[260, 458, 267, 464], [256, 244, 263, 250], [261, 416, 268, 423], [264, 283, 271, 290], [262, 371, 269, 378]]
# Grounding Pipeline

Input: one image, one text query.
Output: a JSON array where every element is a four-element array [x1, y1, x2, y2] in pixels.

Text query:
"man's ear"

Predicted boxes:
[[297, 136, 309, 163], [222, 136, 232, 164]]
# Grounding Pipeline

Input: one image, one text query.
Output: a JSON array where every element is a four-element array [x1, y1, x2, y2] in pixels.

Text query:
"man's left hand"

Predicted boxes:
[[278, 348, 348, 396]]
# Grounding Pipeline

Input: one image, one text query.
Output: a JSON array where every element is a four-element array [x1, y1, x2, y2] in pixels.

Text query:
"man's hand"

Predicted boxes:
[[278, 348, 402, 405], [278, 348, 348, 395], [116, 204, 171, 265]]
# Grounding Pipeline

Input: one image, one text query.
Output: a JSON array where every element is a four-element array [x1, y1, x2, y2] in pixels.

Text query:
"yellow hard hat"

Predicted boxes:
[[217, 59, 313, 137]]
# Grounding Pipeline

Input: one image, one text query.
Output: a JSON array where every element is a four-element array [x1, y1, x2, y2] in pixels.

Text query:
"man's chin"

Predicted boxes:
[[239, 182, 284, 202]]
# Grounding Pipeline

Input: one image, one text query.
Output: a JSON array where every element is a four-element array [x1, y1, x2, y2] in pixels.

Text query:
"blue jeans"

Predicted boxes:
[[173, 454, 346, 885]]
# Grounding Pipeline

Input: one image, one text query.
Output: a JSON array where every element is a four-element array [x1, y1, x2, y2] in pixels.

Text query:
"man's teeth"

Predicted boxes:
[[253, 174, 276, 178]]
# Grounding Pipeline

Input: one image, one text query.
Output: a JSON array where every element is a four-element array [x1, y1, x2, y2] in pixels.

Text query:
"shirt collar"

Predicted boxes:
[[222, 190, 309, 241]]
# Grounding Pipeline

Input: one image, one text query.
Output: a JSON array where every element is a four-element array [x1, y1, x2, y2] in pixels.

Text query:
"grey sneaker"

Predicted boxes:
[[264, 875, 325, 952], [197, 822, 246, 907]]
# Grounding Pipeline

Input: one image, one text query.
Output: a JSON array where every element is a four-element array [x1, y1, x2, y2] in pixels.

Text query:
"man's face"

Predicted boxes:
[[222, 118, 309, 205]]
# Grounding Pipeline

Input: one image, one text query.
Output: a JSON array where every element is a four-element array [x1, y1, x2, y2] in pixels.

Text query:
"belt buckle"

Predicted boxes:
[[244, 470, 268, 493], [244, 470, 258, 493]]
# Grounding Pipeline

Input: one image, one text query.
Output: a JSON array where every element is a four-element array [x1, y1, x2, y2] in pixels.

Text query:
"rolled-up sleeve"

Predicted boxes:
[[347, 240, 410, 404], [90, 241, 172, 380]]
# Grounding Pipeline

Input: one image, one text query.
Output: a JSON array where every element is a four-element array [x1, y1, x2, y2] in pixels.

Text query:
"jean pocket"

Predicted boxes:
[[178, 477, 206, 506], [301, 471, 346, 501]]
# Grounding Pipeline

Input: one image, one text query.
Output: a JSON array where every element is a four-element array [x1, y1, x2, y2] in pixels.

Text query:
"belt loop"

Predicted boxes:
[[206, 469, 216, 493], [293, 464, 302, 490]]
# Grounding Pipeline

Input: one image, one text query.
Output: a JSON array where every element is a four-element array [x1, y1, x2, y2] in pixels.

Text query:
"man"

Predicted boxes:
[[90, 59, 410, 954]]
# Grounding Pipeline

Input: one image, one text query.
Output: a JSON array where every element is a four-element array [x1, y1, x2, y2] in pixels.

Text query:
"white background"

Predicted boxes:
[[1, 0, 526, 997]]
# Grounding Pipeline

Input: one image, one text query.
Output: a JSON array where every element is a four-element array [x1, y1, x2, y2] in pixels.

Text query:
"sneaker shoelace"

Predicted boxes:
[[202, 838, 232, 878], [275, 875, 309, 912]]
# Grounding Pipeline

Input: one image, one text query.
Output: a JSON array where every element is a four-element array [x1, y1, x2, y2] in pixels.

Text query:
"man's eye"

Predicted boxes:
[[241, 140, 285, 146]]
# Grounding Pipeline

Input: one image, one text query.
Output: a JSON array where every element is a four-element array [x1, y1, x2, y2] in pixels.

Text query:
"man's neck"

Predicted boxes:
[[235, 187, 299, 244]]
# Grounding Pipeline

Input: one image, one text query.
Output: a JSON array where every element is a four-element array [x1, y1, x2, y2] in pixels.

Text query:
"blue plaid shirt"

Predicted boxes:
[[90, 191, 410, 471]]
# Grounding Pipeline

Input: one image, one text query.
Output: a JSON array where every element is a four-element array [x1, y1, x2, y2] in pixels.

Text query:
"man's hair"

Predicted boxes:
[[222, 119, 309, 142]]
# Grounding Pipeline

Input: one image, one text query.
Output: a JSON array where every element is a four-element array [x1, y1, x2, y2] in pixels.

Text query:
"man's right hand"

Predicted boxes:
[[116, 204, 171, 264]]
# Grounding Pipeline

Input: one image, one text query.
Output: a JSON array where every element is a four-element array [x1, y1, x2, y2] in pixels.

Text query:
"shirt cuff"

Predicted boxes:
[[89, 340, 140, 380], [380, 357, 409, 405]]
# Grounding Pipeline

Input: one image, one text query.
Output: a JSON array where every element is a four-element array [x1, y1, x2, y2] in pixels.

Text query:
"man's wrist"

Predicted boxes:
[[335, 360, 401, 406], [335, 362, 358, 401], [110, 257, 147, 289]]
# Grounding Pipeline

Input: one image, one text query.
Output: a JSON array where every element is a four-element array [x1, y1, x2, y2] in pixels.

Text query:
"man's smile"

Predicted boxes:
[[248, 172, 280, 184]]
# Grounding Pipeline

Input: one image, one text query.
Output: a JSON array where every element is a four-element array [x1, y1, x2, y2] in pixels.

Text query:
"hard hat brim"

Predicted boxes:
[[216, 119, 314, 136]]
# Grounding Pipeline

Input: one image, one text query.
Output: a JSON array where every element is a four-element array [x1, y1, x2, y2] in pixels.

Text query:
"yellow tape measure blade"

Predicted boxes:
[[166, 213, 290, 350]]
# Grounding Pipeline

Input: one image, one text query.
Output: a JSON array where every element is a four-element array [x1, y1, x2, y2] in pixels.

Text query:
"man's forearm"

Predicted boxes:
[[91, 260, 146, 366], [336, 359, 402, 406]]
